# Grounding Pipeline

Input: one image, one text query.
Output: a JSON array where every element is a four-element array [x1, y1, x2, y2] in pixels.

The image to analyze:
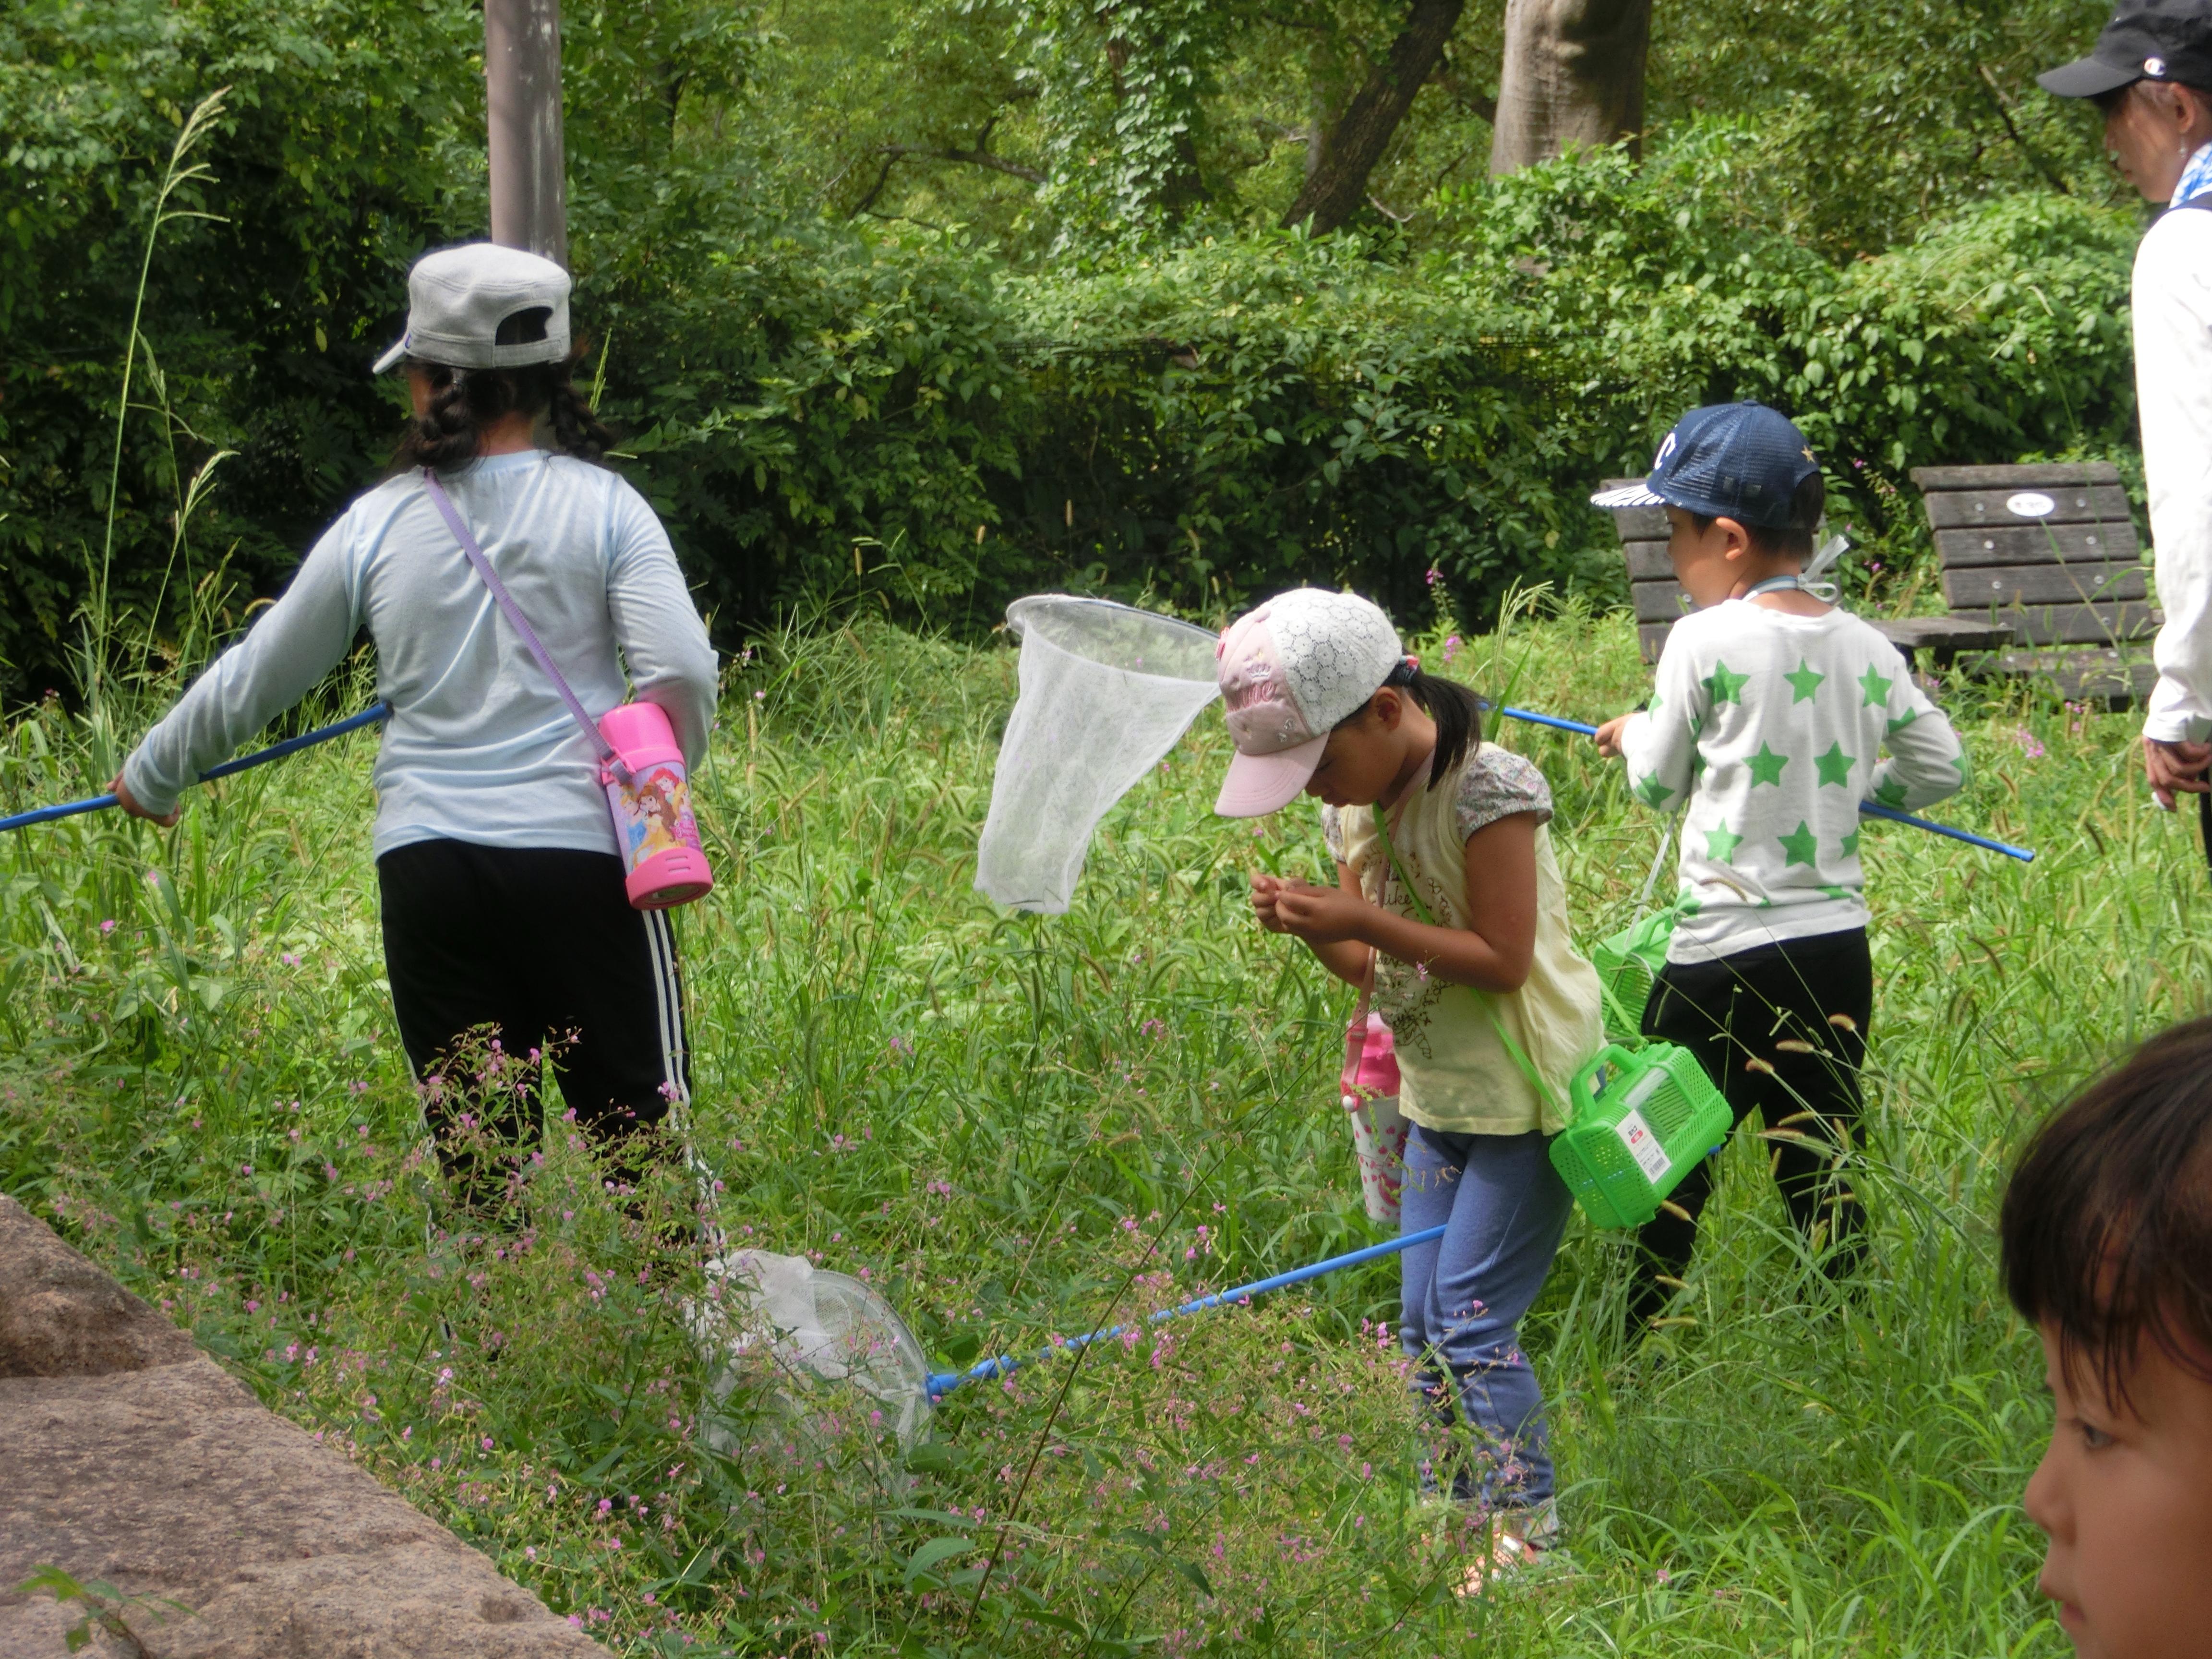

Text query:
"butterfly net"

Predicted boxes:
[[974, 597, 1222, 914], [691, 1250, 935, 1478]]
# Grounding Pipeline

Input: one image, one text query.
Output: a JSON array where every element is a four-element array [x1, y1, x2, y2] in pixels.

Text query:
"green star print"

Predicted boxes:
[[1886, 709, 1918, 737], [1840, 829, 1861, 858], [1784, 659, 1825, 702], [1635, 774, 1676, 809], [1859, 663, 1893, 709], [1705, 824, 1744, 863], [1872, 778, 1909, 809], [1779, 821, 1820, 867], [1704, 661, 1750, 706], [1815, 742, 1855, 787], [1746, 743, 1788, 786]]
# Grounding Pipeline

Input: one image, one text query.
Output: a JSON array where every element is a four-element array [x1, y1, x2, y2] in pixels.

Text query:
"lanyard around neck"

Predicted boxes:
[[1743, 573, 1839, 603]]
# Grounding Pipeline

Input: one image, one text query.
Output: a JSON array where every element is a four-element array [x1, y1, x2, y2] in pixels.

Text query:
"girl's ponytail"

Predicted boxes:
[[1381, 657, 1484, 789], [391, 353, 616, 473]]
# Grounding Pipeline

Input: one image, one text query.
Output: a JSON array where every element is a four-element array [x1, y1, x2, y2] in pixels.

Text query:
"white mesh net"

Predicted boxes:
[[975, 597, 1222, 914], [691, 1250, 934, 1462]]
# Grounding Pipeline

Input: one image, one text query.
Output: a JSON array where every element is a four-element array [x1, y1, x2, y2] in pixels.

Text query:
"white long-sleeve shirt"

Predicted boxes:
[[123, 450, 719, 859], [2137, 203, 2212, 744], [1622, 601, 1968, 961]]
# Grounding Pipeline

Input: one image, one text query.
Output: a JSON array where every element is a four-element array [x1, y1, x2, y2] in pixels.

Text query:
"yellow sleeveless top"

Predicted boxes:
[[1322, 743, 1602, 1135]]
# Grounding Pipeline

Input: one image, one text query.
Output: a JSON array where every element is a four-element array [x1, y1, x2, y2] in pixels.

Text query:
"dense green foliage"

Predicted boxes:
[[0, 0, 2154, 706], [3, 605, 2192, 1651]]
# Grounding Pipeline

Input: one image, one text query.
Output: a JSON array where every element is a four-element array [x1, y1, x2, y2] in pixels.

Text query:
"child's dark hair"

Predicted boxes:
[[392, 345, 614, 473], [1689, 469, 1826, 562], [1336, 657, 1484, 790], [2000, 1016, 2212, 1406]]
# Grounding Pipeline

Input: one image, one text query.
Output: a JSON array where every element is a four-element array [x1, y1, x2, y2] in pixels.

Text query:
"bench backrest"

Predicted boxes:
[[1599, 479, 1687, 665], [1909, 463, 2154, 646]]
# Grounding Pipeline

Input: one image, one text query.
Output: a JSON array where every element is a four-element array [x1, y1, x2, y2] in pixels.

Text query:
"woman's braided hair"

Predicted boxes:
[[392, 329, 614, 473]]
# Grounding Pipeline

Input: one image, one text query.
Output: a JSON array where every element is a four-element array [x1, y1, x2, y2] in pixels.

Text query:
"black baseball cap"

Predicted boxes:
[[2039, 0, 2212, 99], [1590, 402, 1820, 531]]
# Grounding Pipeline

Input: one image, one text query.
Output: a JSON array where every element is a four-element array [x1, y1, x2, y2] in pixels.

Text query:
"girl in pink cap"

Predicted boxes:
[[1217, 587, 1603, 1587]]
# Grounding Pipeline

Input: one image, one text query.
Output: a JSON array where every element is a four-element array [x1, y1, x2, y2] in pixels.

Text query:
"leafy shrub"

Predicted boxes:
[[0, 22, 2140, 703]]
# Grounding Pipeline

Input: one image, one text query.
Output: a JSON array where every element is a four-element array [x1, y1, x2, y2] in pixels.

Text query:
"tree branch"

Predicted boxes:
[[846, 152, 899, 220], [1429, 61, 1498, 127], [1280, 0, 1469, 235], [1977, 61, 2071, 196], [876, 143, 1045, 185]]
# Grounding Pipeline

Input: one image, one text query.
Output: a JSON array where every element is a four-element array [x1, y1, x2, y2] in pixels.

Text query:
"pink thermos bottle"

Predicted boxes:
[[598, 702, 714, 910]]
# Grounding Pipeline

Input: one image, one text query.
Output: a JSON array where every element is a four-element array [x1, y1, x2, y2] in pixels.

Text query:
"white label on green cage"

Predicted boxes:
[[1615, 1108, 1672, 1183]]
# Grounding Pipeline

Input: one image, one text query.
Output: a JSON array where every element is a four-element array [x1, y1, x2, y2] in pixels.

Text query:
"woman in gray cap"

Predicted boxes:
[[115, 243, 719, 1220], [2041, 2, 2212, 811]]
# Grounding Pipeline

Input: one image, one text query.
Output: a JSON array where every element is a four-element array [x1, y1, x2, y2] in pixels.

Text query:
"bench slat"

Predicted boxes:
[[1935, 522, 2138, 566], [1995, 648, 2159, 704], [1941, 562, 2148, 609], [1623, 539, 1674, 582], [1631, 579, 1696, 625], [1924, 483, 2132, 530], [1874, 616, 2014, 651], [1911, 462, 2121, 490], [1956, 601, 2161, 646]]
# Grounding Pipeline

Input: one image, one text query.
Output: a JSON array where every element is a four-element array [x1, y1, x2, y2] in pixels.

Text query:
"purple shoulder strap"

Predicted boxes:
[[421, 468, 632, 786]]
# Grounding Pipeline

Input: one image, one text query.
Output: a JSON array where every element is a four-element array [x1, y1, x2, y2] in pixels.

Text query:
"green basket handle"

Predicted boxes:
[[1568, 1042, 1642, 1121]]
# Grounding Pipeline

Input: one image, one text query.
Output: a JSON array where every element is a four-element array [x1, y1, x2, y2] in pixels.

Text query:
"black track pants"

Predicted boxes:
[[1627, 927, 1873, 1337], [377, 838, 690, 1202]]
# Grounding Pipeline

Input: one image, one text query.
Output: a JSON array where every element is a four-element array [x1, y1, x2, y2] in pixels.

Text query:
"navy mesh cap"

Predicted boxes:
[[1590, 402, 1820, 530]]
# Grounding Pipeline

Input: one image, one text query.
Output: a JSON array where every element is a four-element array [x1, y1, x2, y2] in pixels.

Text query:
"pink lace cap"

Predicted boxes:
[[1213, 589, 1403, 817]]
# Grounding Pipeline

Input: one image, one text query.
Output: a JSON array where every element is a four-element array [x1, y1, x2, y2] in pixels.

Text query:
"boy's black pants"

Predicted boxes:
[[378, 839, 690, 1208], [1628, 927, 1873, 1337]]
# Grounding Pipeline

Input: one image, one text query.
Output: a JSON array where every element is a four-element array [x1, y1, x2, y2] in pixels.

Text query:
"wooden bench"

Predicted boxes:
[[1597, 480, 1687, 666], [1908, 462, 2156, 704], [1601, 464, 2157, 701], [1600, 476, 2016, 669]]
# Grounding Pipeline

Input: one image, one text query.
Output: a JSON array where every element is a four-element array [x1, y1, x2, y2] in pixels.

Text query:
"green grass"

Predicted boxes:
[[5, 598, 2202, 1656]]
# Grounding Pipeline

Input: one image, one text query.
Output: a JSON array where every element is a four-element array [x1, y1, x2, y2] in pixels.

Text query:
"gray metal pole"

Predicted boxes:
[[484, 0, 567, 265]]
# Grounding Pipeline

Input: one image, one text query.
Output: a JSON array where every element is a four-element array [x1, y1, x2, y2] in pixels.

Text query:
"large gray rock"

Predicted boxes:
[[0, 1195, 603, 1657], [0, 1195, 197, 1378]]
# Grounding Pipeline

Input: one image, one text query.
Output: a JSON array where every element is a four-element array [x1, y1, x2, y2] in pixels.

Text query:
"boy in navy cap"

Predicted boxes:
[[1590, 402, 1969, 1340]]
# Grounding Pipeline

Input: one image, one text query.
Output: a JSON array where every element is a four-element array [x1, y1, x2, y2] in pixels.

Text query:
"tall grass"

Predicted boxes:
[[3, 597, 2192, 1656]]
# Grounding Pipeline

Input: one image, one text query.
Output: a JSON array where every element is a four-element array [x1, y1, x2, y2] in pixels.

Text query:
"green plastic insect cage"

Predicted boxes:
[[1550, 1042, 1731, 1230], [1590, 907, 1675, 1050]]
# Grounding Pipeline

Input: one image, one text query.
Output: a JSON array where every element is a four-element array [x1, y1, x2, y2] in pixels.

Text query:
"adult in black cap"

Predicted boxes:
[[2042, 3, 2212, 810]]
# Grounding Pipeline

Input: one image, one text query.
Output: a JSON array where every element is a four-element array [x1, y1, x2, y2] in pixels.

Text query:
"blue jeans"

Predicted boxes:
[[1399, 1125, 1572, 1512]]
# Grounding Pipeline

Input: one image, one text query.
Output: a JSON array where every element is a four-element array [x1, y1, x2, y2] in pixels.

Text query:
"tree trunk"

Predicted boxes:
[[1279, 0, 1467, 236], [1488, 0, 1650, 176]]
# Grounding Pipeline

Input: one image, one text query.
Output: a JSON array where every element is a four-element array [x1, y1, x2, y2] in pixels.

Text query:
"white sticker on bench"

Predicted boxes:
[[2007, 491, 2056, 518]]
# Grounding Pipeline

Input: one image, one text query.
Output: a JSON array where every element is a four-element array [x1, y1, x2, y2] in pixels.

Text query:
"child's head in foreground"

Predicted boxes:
[[2001, 1017, 2212, 1659], [1591, 401, 1827, 608]]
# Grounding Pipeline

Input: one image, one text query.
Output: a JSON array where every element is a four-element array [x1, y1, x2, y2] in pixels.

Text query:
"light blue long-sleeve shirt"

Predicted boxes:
[[123, 450, 719, 859]]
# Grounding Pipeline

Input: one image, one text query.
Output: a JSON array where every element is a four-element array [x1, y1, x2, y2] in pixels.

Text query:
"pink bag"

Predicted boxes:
[[1341, 1003, 1409, 1224], [597, 703, 714, 909]]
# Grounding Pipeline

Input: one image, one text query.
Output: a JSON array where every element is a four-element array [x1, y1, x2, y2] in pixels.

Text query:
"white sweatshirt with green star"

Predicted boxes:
[[1621, 601, 1969, 962]]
